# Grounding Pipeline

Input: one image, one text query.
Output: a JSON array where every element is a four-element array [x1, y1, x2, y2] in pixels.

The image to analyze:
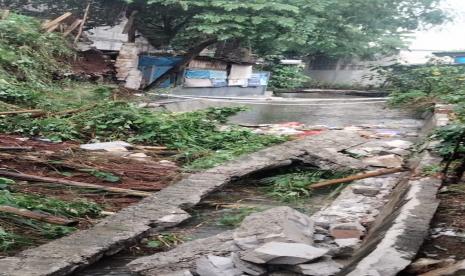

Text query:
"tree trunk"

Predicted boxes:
[[144, 38, 218, 90], [123, 10, 138, 43]]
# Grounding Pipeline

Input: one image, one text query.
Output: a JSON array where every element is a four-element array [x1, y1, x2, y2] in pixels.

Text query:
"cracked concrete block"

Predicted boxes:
[[159, 270, 194, 276], [293, 258, 343, 276], [240, 242, 329, 265], [196, 255, 242, 276], [231, 252, 267, 276], [330, 222, 366, 239], [362, 154, 403, 168], [351, 185, 380, 197], [233, 207, 314, 250]]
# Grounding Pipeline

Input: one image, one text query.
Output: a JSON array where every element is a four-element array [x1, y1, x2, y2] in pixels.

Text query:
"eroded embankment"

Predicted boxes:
[[0, 105, 444, 276]]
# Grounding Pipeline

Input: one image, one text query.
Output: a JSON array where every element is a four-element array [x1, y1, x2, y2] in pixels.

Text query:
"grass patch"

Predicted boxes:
[[217, 207, 258, 227], [259, 168, 352, 202], [0, 226, 32, 252]]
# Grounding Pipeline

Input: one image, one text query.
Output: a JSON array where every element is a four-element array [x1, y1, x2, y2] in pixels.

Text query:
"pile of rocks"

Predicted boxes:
[[129, 207, 361, 276]]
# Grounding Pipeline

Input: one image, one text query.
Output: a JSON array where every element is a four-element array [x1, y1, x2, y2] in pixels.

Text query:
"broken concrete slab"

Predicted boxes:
[[128, 231, 239, 276], [351, 185, 380, 197], [196, 255, 242, 276], [233, 206, 314, 250], [292, 258, 343, 276], [329, 222, 366, 239], [240, 242, 329, 265], [159, 270, 194, 276], [231, 252, 266, 276], [362, 154, 403, 168]]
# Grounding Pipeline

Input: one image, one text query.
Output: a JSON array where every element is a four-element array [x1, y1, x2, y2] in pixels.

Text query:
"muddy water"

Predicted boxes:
[[74, 176, 335, 276]]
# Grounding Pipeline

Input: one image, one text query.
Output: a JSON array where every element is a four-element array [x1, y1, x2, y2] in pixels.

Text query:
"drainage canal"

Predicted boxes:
[[74, 165, 348, 276]]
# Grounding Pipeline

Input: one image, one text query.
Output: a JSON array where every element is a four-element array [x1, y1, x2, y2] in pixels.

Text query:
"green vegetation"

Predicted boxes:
[[0, 226, 32, 252], [259, 168, 351, 202], [217, 207, 258, 227], [0, 13, 286, 170], [386, 63, 465, 179], [144, 233, 184, 250], [0, 103, 287, 168], [0, 181, 101, 251], [268, 65, 310, 90]]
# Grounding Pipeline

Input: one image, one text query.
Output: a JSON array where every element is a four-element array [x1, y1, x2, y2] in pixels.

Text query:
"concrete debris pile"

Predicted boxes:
[[128, 207, 358, 276]]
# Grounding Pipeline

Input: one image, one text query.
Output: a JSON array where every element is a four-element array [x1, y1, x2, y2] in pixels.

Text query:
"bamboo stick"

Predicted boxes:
[[74, 3, 91, 43], [309, 167, 406, 190], [0, 170, 151, 197], [0, 205, 77, 226]]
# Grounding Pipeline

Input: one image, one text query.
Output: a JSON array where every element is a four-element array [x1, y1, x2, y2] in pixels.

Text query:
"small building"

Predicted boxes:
[[138, 55, 270, 96]]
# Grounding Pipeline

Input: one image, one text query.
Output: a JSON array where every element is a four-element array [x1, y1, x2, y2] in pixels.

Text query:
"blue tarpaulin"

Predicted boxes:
[[185, 69, 227, 79], [138, 56, 183, 88]]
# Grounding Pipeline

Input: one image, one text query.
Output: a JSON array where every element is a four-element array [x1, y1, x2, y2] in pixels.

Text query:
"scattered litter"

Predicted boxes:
[[80, 141, 132, 151]]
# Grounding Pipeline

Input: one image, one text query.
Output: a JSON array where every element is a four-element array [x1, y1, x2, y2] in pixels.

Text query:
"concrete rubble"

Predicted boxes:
[[129, 207, 343, 275], [233, 207, 314, 250], [240, 242, 329, 265]]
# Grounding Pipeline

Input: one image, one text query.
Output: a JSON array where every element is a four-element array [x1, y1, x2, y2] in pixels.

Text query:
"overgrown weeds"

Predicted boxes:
[[383, 62, 465, 180], [0, 180, 102, 252], [0, 103, 287, 168], [259, 168, 352, 202]]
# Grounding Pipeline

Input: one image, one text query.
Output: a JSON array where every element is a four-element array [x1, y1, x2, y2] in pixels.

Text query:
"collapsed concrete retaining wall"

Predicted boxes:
[[338, 106, 450, 276], [0, 131, 367, 276]]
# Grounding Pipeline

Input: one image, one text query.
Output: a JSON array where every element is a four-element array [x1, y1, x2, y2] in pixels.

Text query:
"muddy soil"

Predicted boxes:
[[415, 182, 465, 261]]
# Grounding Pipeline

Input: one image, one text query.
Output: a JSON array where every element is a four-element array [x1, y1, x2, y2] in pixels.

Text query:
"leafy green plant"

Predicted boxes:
[[0, 178, 14, 190], [0, 191, 101, 218], [0, 103, 287, 168], [79, 169, 120, 183], [144, 233, 184, 250], [0, 227, 32, 252], [268, 64, 310, 90], [260, 169, 351, 202]]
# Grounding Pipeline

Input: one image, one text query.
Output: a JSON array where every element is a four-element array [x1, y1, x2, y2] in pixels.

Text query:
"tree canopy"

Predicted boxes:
[[126, 0, 447, 58]]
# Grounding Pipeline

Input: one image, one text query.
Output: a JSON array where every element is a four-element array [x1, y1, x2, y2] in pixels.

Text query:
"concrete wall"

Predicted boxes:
[[171, 86, 267, 97], [307, 57, 395, 87]]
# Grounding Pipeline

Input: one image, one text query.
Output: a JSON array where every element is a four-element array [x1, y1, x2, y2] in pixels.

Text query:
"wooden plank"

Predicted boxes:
[[63, 19, 82, 37], [0, 170, 151, 197], [42, 12, 72, 30], [74, 3, 91, 43], [0, 205, 77, 226]]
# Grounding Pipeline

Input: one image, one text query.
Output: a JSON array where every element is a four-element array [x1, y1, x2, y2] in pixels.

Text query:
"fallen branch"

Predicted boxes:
[[0, 147, 33, 152], [309, 167, 406, 190], [0, 110, 45, 116], [0, 170, 151, 197], [0, 205, 77, 226]]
